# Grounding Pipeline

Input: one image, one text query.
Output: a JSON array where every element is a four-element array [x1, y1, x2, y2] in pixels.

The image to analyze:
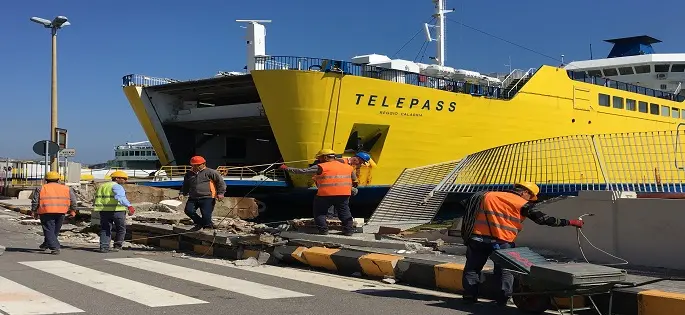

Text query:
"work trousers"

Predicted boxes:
[[40, 213, 65, 250], [184, 197, 216, 228], [327, 187, 358, 217], [314, 195, 354, 234], [99, 211, 127, 250], [462, 239, 515, 301]]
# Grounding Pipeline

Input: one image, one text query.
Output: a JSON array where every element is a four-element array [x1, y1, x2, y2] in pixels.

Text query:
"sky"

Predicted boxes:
[[2, 0, 684, 164]]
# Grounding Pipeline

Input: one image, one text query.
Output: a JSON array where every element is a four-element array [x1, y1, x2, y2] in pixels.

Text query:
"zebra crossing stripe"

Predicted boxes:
[[18, 260, 208, 307], [106, 258, 312, 299], [0, 275, 84, 315]]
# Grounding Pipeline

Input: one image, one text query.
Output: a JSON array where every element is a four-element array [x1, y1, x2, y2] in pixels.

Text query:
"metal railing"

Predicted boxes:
[[151, 165, 287, 182], [122, 74, 182, 87], [505, 68, 537, 98], [254, 56, 509, 99]]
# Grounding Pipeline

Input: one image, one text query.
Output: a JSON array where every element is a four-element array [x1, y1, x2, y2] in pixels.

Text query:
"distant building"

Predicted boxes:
[[113, 141, 160, 170]]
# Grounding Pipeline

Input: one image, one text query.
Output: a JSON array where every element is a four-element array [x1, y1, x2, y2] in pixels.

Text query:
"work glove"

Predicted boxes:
[[216, 194, 224, 201], [66, 210, 76, 218], [568, 219, 584, 228], [127, 206, 135, 216], [278, 164, 288, 170], [31, 211, 38, 219]]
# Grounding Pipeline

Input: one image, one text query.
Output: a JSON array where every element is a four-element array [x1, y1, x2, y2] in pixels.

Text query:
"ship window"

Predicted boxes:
[[225, 137, 247, 159], [650, 103, 660, 115], [671, 64, 685, 72], [612, 96, 624, 109], [603, 68, 618, 76], [673, 108, 681, 119], [152, 151, 157, 156], [618, 67, 634, 75], [655, 64, 671, 72], [587, 70, 602, 77], [598, 94, 610, 107], [134, 151, 140, 156], [626, 99, 636, 111], [661, 105, 670, 117], [682, 109, 685, 119], [634, 65, 651, 73], [638, 101, 648, 113]]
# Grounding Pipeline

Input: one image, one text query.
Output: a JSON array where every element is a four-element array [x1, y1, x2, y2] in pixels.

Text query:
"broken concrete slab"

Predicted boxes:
[[17, 190, 34, 200], [0, 245, 4, 256], [279, 231, 425, 250]]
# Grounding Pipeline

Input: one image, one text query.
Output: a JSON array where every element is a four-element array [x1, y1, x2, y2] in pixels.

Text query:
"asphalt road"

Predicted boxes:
[[0, 209, 527, 315]]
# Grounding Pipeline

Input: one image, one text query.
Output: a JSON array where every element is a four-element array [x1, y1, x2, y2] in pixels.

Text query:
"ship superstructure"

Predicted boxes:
[[122, 1, 685, 209]]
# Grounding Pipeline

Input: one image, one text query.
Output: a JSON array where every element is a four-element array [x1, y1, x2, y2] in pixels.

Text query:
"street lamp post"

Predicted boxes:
[[30, 16, 70, 172]]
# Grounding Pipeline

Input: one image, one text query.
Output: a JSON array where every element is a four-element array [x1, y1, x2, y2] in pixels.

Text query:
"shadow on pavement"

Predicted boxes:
[[355, 289, 526, 314]]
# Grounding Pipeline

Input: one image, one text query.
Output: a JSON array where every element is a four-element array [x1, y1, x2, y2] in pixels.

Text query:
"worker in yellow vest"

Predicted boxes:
[[280, 149, 357, 235], [30, 171, 78, 255], [93, 170, 135, 253]]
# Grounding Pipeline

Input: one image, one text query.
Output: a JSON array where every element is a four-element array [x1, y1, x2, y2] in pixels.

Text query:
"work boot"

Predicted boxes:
[[317, 230, 329, 235], [462, 296, 478, 305], [98, 248, 110, 253], [39, 243, 48, 250], [111, 246, 122, 252], [343, 230, 354, 236], [189, 225, 203, 231], [50, 249, 60, 255], [496, 297, 510, 307]]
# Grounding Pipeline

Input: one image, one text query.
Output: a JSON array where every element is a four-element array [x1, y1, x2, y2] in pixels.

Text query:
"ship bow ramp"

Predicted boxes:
[[122, 74, 288, 178]]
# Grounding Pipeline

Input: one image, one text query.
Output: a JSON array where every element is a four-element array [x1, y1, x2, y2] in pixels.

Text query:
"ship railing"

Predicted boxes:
[[152, 165, 287, 182], [254, 56, 507, 100], [567, 71, 685, 102], [505, 68, 537, 98], [500, 69, 528, 88], [122, 74, 183, 87], [366, 128, 685, 231]]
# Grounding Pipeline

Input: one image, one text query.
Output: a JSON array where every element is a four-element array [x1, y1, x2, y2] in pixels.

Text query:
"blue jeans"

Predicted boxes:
[[99, 211, 126, 250], [184, 198, 215, 227], [40, 213, 65, 250]]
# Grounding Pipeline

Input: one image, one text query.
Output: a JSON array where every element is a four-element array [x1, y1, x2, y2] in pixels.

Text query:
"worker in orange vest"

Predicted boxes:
[[280, 149, 357, 235], [30, 171, 78, 255], [460, 182, 584, 306]]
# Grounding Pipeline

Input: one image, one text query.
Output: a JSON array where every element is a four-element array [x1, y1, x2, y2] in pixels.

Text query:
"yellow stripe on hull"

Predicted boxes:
[[122, 86, 170, 165], [251, 65, 684, 188]]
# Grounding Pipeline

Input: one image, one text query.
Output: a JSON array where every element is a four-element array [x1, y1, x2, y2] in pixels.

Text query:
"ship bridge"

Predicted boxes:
[[565, 35, 685, 96]]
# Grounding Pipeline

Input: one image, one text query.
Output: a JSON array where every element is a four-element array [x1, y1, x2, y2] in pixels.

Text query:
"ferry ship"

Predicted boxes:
[[122, 0, 685, 211]]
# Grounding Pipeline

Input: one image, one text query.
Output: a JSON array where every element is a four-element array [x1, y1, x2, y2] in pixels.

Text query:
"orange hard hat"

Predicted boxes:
[[190, 156, 206, 165]]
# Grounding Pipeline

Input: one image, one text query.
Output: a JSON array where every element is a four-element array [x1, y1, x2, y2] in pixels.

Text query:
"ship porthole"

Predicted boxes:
[[572, 119, 576, 123], [588, 121, 592, 124]]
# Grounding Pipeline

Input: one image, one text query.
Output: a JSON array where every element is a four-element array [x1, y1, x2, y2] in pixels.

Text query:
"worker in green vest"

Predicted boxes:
[[94, 170, 135, 253]]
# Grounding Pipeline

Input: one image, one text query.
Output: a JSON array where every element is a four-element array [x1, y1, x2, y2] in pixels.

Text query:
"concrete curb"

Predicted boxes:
[[271, 245, 685, 314]]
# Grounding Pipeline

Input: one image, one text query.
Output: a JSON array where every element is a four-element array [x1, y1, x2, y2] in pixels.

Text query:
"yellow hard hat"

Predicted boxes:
[[45, 171, 60, 181], [316, 149, 336, 157], [110, 170, 129, 179], [515, 181, 539, 200]]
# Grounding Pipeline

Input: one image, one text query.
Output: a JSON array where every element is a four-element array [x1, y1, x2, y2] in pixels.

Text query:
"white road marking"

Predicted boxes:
[[18, 260, 207, 307], [187, 256, 461, 298], [0, 275, 84, 315], [106, 258, 312, 299]]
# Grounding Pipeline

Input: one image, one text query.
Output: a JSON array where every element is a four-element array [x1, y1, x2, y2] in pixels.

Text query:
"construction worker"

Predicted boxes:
[[340, 152, 372, 167], [94, 170, 135, 253], [460, 181, 584, 306], [180, 155, 226, 230], [280, 149, 357, 235], [30, 171, 78, 255]]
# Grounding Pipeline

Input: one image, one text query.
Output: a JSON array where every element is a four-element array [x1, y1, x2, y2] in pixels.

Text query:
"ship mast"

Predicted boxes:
[[427, 0, 454, 66]]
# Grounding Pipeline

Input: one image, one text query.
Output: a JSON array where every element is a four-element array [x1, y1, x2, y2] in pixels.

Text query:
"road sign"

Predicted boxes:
[[32, 140, 60, 157], [60, 148, 76, 157], [55, 128, 68, 150]]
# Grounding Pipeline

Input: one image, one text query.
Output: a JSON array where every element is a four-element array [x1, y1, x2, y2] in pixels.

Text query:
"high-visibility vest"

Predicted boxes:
[[472, 191, 528, 243], [94, 182, 127, 212], [315, 161, 354, 196], [37, 183, 71, 214]]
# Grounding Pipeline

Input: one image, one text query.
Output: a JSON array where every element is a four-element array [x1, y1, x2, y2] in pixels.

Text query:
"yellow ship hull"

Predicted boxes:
[[250, 64, 683, 188]]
